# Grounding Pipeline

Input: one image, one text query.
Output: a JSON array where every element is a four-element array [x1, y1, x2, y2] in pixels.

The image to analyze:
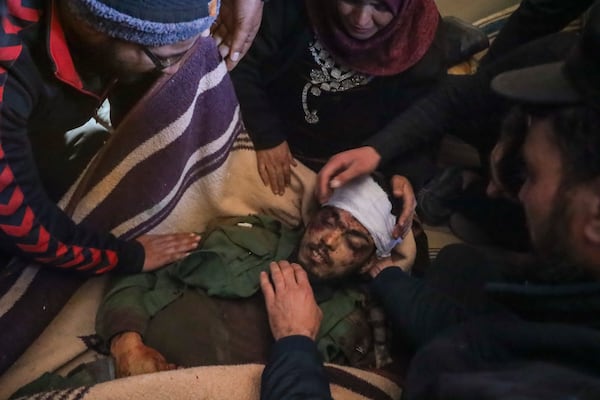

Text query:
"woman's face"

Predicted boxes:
[[336, 0, 395, 40]]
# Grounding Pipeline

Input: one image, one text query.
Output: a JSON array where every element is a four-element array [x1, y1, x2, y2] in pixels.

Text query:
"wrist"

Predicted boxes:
[[361, 145, 380, 157], [274, 328, 317, 342], [110, 331, 143, 356]]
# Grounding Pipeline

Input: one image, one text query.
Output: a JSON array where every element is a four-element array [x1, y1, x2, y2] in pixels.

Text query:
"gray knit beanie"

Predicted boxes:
[[66, 0, 220, 46]]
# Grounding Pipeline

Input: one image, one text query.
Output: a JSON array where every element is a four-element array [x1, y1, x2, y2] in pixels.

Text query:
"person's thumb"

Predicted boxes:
[[329, 166, 362, 188]]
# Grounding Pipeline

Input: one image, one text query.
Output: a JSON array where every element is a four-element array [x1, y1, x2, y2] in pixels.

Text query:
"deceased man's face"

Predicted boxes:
[[298, 206, 376, 281]]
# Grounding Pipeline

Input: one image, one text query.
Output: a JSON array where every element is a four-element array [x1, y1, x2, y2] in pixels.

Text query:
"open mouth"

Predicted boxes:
[[309, 245, 330, 265]]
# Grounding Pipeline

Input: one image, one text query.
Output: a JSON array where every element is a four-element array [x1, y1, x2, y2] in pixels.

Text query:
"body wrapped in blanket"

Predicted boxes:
[[98, 175, 417, 378], [4, 23, 419, 398]]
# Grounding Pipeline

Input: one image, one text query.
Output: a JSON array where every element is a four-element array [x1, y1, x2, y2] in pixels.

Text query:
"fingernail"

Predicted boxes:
[[330, 179, 340, 188], [230, 52, 240, 61]]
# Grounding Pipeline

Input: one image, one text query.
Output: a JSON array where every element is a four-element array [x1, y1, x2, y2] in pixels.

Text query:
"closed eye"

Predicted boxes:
[[345, 231, 372, 251]]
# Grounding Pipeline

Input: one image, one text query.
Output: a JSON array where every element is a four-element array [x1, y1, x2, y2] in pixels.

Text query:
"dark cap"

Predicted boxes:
[[67, 0, 219, 47], [492, 3, 600, 109]]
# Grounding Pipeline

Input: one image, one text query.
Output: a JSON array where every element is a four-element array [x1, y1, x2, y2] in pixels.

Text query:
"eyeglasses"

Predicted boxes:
[[141, 46, 190, 72]]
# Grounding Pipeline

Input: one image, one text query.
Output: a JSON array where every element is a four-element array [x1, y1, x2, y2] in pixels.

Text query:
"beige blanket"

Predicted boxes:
[[13, 363, 402, 400]]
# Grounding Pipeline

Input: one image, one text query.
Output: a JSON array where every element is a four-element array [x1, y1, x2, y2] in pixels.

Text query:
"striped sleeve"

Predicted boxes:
[[0, 2, 143, 274]]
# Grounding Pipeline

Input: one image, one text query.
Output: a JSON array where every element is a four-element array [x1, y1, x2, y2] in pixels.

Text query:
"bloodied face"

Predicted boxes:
[[298, 206, 376, 281]]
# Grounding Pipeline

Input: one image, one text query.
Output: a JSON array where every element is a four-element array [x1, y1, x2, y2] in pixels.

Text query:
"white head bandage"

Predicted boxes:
[[324, 176, 401, 258]]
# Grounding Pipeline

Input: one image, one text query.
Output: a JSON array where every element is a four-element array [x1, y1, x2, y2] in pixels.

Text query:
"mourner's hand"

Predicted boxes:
[[260, 260, 322, 341], [390, 175, 416, 239], [256, 141, 297, 196], [365, 256, 398, 279], [365, 250, 412, 278], [211, 0, 264, 70], [316, 146, 381, 203], [110, 332, 177, 378], [137, 233, 201, 272]]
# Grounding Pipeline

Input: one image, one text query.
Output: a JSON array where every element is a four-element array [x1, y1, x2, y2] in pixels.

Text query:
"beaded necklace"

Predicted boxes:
[[302, 37, 373, 124]]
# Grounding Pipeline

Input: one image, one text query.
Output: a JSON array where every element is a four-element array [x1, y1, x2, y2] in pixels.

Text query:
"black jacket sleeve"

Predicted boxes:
[[0, 35, 144, 275], [230, 0, 312, 150], [261, 335, 333, 400], [364, 29, 580, 166], [363, 71, 502, 166], [0, 90, 144, 274], [370, 268, 476, 349]]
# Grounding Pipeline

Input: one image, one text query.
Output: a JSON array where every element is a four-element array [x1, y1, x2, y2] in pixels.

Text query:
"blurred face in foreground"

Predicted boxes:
[[298, 206, 376, 281], [518, 118, 565, 254], [519, 116, 600, 279]]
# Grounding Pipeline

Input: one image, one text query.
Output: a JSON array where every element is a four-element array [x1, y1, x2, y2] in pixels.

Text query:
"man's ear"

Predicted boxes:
[[583, 181, 600, 246]]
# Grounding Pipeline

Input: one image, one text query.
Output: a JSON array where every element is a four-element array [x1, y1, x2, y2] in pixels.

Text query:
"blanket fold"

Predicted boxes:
[[13, 363, 402, 400]]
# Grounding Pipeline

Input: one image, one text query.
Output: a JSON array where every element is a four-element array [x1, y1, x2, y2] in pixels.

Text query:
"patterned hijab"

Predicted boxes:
[[305, 0, 440, 76]]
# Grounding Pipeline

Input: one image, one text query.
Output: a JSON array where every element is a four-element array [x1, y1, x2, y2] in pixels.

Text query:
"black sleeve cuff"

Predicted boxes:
[[115, 239, 145, 274], [270, 335, 319, 360]]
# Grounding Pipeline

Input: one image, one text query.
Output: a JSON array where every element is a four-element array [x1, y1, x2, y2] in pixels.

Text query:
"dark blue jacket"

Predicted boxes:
[[261, 335, 332, 400], [261, 266, 600, 399]]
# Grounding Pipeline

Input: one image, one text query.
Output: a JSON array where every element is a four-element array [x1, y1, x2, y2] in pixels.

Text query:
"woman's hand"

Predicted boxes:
[[136, 233, 201, 272], [256, 141, 297, 196]]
